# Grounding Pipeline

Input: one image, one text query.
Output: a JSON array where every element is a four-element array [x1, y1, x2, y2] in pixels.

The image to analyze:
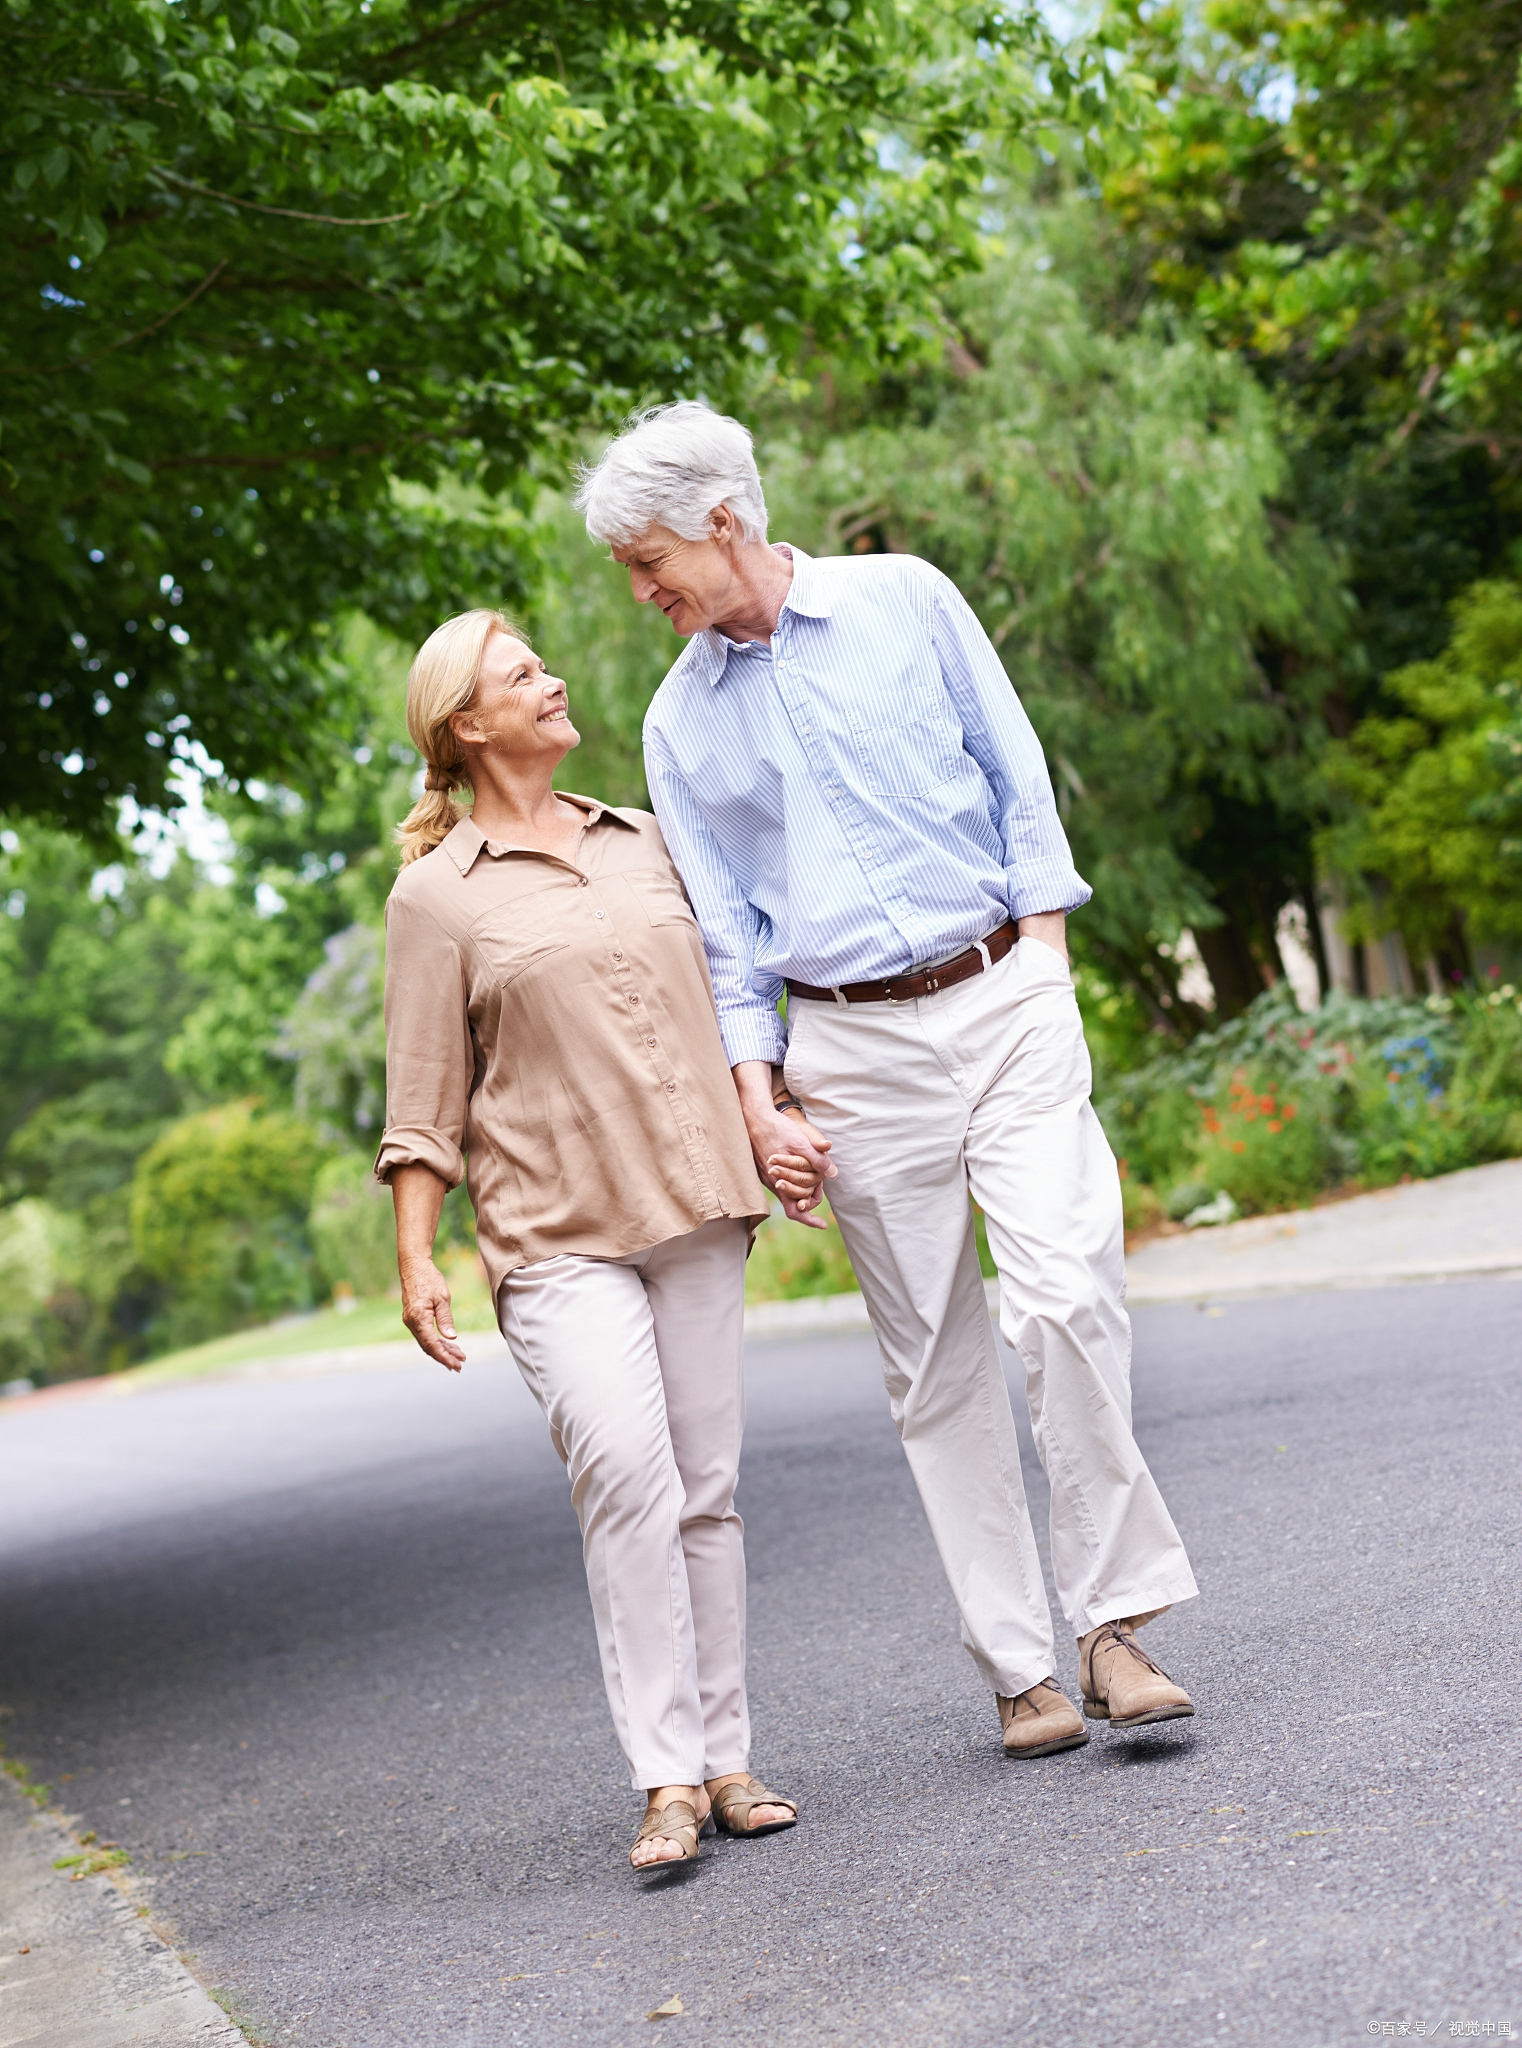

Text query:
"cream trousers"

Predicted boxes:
[[784, 934, 1198, 1697], [497, 1217, 751, 1790]]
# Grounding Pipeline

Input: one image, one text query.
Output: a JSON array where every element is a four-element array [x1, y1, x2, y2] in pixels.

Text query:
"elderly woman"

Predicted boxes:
[[375, 608, 798, 1871]]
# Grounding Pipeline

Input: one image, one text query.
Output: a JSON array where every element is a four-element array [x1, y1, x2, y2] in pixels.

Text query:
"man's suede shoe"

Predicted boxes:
[[1079, 1619, 1194, 1728], [997, 1678, 1090, 1757]]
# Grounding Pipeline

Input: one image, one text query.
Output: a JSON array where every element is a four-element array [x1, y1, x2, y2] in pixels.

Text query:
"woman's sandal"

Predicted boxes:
[[709, 1776, 799, 1839], [630, 1799, 704, 1873]]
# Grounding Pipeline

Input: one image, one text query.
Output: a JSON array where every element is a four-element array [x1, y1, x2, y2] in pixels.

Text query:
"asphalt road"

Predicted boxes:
[[1, 1279, 1519, 2048]]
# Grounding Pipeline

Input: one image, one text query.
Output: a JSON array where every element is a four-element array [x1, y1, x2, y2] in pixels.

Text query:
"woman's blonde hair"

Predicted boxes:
[[395, 607, 528, 864]]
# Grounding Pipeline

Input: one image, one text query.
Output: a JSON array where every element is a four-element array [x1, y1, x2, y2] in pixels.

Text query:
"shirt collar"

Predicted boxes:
[[441, 795, 633, 875], [689, 543, 832, 688]]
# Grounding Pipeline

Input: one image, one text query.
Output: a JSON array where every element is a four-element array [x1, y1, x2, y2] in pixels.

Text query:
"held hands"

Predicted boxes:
[[766, 1116, 836, 1226], [734, 1064, 837, 1230], [399, 1255, 466, 1372]]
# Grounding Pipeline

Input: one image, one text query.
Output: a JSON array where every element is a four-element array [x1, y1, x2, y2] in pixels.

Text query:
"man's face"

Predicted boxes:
[[611, 522, 736, 637]]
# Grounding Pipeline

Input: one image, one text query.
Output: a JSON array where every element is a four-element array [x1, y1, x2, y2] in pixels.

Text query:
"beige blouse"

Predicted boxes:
[[374, 799, 770, 1297]]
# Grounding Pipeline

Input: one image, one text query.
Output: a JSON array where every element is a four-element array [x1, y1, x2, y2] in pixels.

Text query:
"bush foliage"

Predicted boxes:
[[129, 1101, 326, 1350], [308, 1151, 399, 1304], [1097, 983, 1522, 1219]]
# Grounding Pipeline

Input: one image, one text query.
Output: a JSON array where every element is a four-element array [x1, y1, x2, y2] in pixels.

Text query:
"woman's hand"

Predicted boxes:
[[400, 1254, 466, 1372], [391, 1163, 467, 1371], [766, 1125, 833, 1217], [732, 1063, 836, 1230]]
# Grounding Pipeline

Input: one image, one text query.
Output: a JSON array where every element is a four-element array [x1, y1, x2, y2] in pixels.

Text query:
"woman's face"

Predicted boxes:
[[452, 633, 579, 767]]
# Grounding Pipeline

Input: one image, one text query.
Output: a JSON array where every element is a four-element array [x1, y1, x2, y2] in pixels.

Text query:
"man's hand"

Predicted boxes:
[[391, 1163, 467, 1371], [399, 1255, 466, 1372], [733, 1061, 836, 1230], [1016, 910, 1069, 963]]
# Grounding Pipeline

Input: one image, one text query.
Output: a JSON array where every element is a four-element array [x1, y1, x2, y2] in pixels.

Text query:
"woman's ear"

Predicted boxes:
[[448, 707, 485, 750]]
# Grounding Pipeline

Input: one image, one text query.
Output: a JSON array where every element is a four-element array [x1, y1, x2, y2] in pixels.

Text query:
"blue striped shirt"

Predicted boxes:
[[643, 547, 1091, 1068]]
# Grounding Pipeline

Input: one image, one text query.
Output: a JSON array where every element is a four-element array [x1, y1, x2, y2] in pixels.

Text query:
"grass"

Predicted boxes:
[[1, 1747, 50, 1806], [15, 1223, 882, 1403], [209, 1986, 276, 2045], [744, 1207, 858, 1302], [53, 1847, 130, 1877], [19, 1249, 500, 1398]]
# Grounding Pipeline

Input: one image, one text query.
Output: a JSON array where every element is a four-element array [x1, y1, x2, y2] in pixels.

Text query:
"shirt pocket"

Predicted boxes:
[[627, 867, 700, 931], [469, 914, 570, 990], [850, 712, 965, 799], [840, 649, 965, 798]]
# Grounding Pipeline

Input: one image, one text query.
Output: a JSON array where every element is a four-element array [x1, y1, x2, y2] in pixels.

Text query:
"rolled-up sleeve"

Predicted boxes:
[[645, 728, 787, 1068], [930, 574, 1092, 920], [373, 891, 471, 1188]]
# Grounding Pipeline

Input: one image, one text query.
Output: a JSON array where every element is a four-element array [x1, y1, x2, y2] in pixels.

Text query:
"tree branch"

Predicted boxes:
[[1, 259, 228, 376], [152, 169, 415, 227]]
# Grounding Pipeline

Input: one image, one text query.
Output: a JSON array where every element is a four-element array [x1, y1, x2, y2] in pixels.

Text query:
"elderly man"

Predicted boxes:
[[576, 401, 1198, 1755]]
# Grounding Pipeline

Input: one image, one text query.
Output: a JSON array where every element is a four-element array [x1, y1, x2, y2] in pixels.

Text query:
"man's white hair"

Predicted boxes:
[[574, 400, 768, 548]]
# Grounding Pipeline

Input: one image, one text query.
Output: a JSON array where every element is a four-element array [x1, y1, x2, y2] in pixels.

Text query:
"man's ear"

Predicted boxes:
[[708, 501, 738, 547]]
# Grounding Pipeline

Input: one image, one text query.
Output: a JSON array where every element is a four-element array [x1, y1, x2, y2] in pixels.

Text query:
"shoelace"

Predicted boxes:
[[1003, 1677, 1064, 1723], [1091, 1623, 1169, 1690]]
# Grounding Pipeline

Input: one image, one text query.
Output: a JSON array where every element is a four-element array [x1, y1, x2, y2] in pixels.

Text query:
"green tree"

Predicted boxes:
[[533, 497, 675, 810], [280, 921, 387, 1140], [764, 197, 1351, 1027], [1101, 0, 1522, 685], [0, 612, 418, 1368], [1320, 579, 1522, 972], [0, 827, 202, 1210], [164, 614, 417, 1099], [2, 0, 1082, 834]]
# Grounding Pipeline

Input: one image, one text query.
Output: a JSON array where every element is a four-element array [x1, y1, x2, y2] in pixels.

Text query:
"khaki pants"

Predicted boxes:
[[498, 1217, 751, 1790], [784, 935, 1198, 1697]]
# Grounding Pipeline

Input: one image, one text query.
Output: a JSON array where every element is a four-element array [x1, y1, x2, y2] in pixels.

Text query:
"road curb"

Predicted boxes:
[[0, 1775, 249, 2048]]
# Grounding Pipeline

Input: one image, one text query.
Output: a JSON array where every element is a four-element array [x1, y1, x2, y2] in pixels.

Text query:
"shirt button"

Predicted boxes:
[[665, 1081, 676, 1093], [578, 876, 588, 887], [646, 1036, 656, 1047], [612, 951, 623, 962], [630, 994, 640, 1005], [594, 909, 605, 919]]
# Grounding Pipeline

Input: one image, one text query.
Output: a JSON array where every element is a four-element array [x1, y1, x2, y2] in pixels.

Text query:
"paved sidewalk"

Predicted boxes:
[[1124, 1154, 1522, 1304], [748, 1156, 1522, 1334], [0, 1777, 245, 2048]]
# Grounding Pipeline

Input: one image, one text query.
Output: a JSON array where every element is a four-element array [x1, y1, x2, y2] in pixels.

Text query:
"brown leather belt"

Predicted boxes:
[[786, 921, 1018, 1006]]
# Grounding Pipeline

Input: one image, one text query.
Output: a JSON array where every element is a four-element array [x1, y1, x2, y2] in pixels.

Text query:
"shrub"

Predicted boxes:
[[1447, 990, 1522, 1160], [1192, 1067, 1331, 1214], [745, 1206, 858, 1303], [130, 1102, 325, 1349], [1119, 1170, 1164, 1234], [309, 1152, 398, 1301], [1097, 982, 1522, 1222]]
